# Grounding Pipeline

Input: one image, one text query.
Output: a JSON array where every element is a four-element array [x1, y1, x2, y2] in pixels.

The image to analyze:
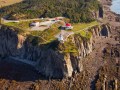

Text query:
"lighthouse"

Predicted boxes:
[[58, 34, 64, 43]]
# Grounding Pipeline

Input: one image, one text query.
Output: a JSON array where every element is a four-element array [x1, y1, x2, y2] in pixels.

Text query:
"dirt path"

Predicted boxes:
[[30, 20, 55, 31]]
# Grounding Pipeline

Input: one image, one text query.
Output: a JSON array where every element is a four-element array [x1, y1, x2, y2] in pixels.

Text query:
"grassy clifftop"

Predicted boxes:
[[2, 20, 99, 44]]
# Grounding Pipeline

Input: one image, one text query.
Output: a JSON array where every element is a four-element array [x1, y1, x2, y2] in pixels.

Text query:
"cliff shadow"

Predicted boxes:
[[99, 6, 104, 18], [0, 25, 65, 81], [0, 26, 48, 81], [100, 25, 109, 37], [0, 58, 47, 82]]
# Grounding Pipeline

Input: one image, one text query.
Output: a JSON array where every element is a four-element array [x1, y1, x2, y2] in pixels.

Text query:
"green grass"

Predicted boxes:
[[30, 23, 61, 44], [4, 21, 31, 30], [3, 20, 62, 44], [78, 30, 92, 39], [73, 21, 99, 32], [72, 21, 99, 39], [58, 36, 78, 53], [3, 19, 99, 44], [4, 20, 42, 31]]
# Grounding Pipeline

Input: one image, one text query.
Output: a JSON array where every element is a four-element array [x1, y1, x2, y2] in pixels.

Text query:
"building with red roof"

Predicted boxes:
[[61, 23, 73, 30], [66, 23, 71, 27]]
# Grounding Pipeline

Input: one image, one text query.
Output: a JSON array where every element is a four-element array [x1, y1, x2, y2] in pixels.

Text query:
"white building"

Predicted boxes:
[[58, 34, 64, 42], [61, 23, 73, 30], [30, 21, 40, 27]]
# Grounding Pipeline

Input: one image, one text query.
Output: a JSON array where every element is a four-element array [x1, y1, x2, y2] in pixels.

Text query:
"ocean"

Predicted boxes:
[[110, 0, 120, 14]]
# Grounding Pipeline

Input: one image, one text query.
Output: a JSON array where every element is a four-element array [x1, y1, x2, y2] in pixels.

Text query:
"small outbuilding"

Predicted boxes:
[[30, 21, 40, 27], [60, 23, 73, 30], [58, 34, 65, 43], [58, 34, 64, 41], [55, 17, 59, 21]]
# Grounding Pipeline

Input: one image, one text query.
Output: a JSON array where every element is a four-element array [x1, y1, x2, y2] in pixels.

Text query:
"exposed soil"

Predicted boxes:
[[0, 0, 23, 8]]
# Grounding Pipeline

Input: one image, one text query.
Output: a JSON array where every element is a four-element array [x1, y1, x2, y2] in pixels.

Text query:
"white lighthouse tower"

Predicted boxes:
[[58, 34, 64, 43]]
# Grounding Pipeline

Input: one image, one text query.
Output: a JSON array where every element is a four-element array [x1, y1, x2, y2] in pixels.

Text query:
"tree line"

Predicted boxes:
[[0, 0, 99, 23]]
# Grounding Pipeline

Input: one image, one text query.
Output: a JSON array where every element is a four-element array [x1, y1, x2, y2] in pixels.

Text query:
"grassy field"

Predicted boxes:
[[0, 0, 23, 8], [3, 19, 99, 44], [4, 19, 43, 30], [4, 21, 31, 30], [72, 21, 99, 38], [4, 20, 63, 43], [59, 21, 99, 53], [73, 21, 99, 32], [30, 23, 61, 44]]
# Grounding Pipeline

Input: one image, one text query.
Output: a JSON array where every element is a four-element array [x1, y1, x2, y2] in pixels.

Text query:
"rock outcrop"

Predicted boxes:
[[0, 24, 111, 78]]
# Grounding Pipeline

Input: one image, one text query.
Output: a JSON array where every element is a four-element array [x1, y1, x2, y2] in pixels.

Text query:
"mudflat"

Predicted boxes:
[[0, 0, 23, 7]]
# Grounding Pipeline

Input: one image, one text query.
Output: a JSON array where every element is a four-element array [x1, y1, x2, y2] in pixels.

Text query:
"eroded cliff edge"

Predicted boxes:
[[0, 24, 111, 78]]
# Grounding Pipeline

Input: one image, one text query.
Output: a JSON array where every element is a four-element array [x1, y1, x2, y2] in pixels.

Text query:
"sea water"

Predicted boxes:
[[110, 0, 120, 14]]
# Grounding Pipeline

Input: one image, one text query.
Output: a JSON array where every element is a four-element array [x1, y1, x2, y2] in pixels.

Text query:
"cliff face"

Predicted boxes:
[[0, 24, 111, 78]]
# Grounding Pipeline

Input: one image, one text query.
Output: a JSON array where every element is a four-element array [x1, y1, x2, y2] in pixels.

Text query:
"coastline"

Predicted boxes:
[[110, 0, 120, 15], [100, 0, 120, 27], [0, 1, 119, 90]]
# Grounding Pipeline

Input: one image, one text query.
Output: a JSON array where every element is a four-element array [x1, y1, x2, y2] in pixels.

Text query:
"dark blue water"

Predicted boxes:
[[110, 0, 120, 14]]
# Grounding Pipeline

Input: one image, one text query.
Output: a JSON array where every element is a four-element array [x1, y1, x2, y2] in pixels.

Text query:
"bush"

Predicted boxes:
[[0, 0, 99, 23]]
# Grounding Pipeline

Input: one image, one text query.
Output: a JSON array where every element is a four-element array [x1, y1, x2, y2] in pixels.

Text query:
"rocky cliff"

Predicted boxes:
[[0, 24, 111, 78]]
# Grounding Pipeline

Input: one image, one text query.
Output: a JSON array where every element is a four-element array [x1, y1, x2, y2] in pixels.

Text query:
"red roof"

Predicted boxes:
[[55, 18, 58, 20], [66, 23, 71, 27]]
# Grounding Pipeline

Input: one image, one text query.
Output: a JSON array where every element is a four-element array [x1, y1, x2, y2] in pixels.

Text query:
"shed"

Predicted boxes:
[[30, 21, 40, 27]]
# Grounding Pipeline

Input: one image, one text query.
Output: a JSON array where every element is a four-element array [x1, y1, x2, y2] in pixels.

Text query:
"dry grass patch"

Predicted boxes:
[[0, 0, 23, 7]]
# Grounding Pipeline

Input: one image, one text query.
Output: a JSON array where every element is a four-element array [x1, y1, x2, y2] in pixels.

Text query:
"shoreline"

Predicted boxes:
[[100, 0, 120, 27], [110, 0, 120, 15], [0, 1, 119, 90]]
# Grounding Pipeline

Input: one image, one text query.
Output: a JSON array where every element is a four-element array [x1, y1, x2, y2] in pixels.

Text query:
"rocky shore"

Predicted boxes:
[[100, 0, 120, 26]]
